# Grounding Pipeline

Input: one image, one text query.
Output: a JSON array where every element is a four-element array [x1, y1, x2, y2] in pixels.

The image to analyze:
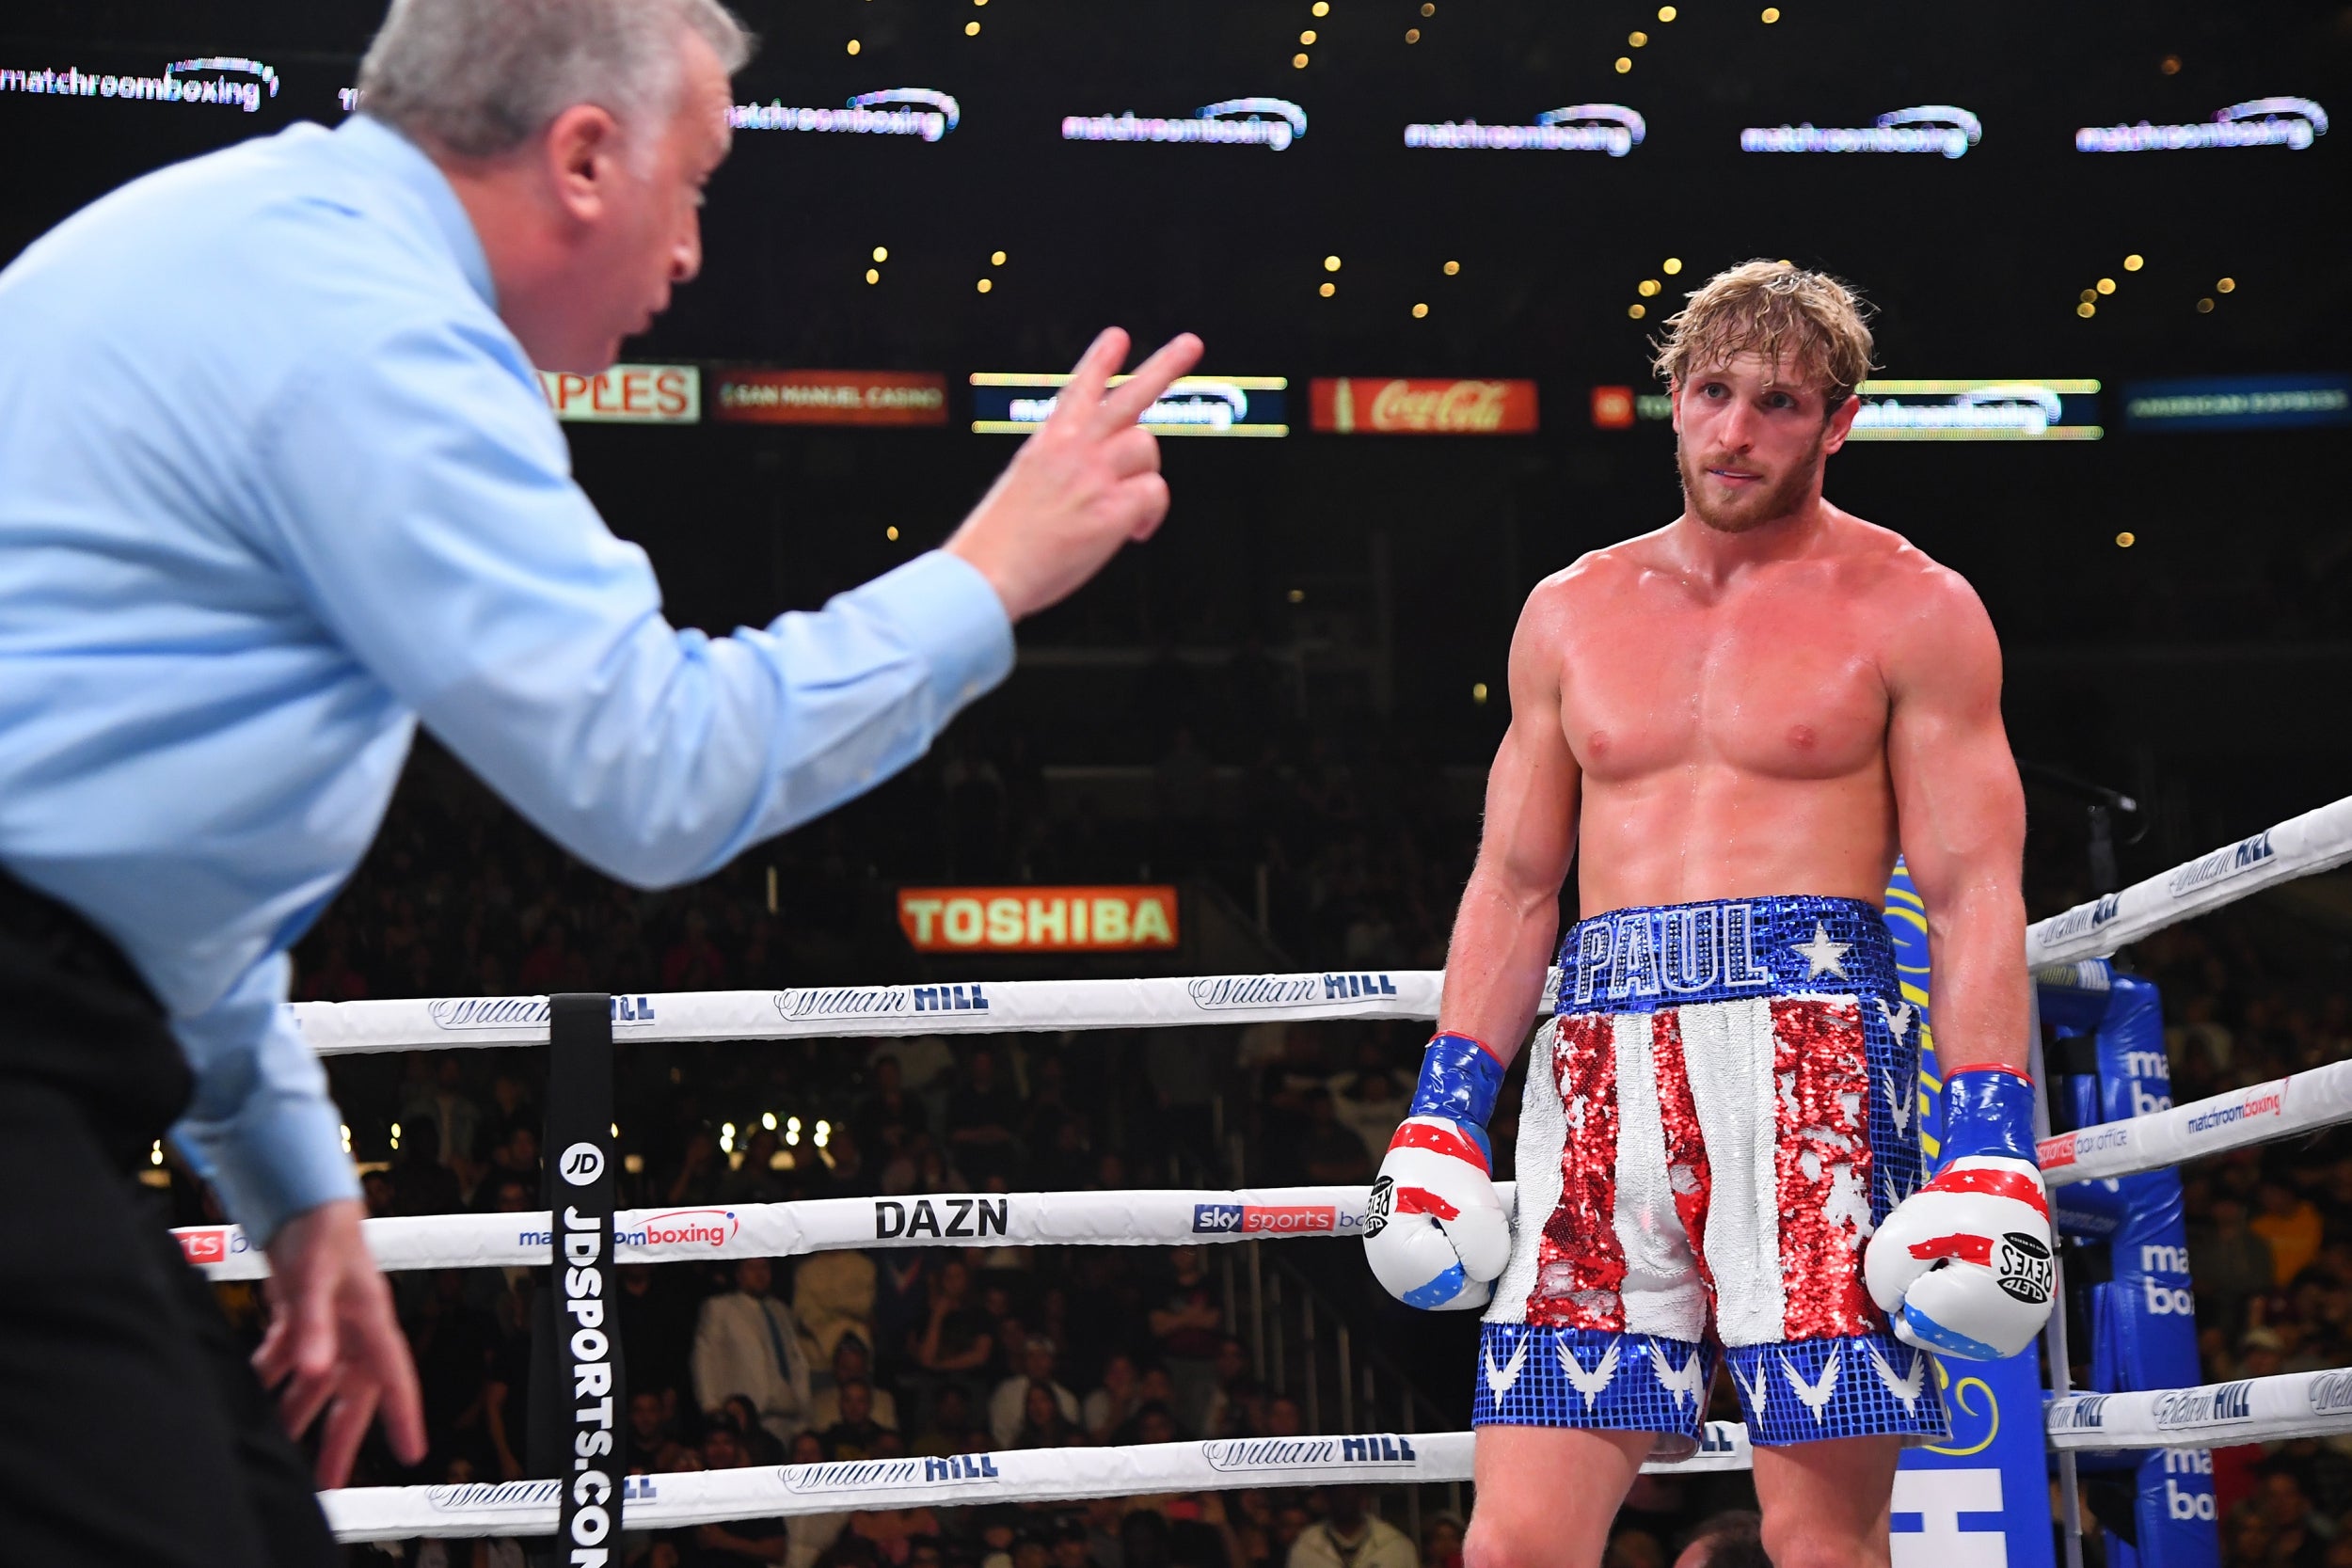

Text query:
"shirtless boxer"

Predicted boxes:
[[1362, 261, 2052, 1568]]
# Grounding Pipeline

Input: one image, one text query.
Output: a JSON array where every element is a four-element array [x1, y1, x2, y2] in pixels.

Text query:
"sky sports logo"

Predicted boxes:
[[0, 57, 278, 112], [1193, 1203, 1341, 1235]]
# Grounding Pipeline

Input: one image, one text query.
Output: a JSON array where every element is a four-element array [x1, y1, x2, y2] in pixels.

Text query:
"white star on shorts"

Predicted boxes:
[[1791, 921, 1851, 979]]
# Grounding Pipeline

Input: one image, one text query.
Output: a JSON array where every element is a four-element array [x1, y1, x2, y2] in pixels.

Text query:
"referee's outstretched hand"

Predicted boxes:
[[946, 326, 1204, 622], [254, 1197, 429, 1487]]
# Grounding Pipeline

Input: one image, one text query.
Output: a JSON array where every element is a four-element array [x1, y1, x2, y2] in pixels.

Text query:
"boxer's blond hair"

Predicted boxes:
[[1652, 261, 1877, 413]]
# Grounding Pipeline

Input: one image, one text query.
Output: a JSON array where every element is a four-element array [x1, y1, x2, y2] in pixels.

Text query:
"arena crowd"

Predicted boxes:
[[135, 723, 2351, 1568]]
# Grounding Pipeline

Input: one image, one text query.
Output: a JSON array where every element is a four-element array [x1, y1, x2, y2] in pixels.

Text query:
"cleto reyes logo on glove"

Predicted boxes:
[[1365, 1167, 1468, 1241], [1907, 1227, 2055, 1306]]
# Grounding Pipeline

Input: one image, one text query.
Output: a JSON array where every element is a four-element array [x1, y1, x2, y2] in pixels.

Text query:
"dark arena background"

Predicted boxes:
[[5, 2, 2350, 1565]]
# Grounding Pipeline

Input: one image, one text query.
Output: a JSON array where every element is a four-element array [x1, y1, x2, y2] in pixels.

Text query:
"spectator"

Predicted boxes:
[[1299, 1089, 1372, 1184], [785, 1432, 852, 1568], [1083, 1353, 1142, 1442], [1010, 1382, 1082, 1449], [1287, 1491, 1413, 1568], [668, 1129, 727, 1207], [911, 1384, 980, 1457], [1332, 1066, 1406, 1167], [855, 1056, 930, 1156], [1149, 1248, 1225, 1434], [617, 1263, 698, 1417], [796, 1251, 881, 1366], [692, 1424, 790, 1565], [1422, 1517, 1466, 1568], [947, 1047, 1025, 1185], [1200, 1338, 1250, 1439], [625, 1389, 691, 1474], [2193, 1196, 2278, 1330], [991, 1335, 1082, 1448], [1671, 1512, 1767, 1568], [693, 1257, 817, 1447], [724, 1393, 788, 1465], [389, 1117, 462, 1216], [818, 1379, 891, 1461], [1052, 1521, 1104, 1568], [810, 1337, 899, 1433], [2255, 1180, 2326, 1287], [909, 1258, 994, 1388]]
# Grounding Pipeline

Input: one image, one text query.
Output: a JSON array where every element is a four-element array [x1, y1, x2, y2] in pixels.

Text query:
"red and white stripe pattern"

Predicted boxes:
[[1487, 995, 1883, 1347]]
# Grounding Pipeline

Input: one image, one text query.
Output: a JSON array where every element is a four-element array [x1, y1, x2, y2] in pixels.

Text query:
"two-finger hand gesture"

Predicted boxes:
[[253, 1197, 428, 1487], [946, 327, 1204, 622]]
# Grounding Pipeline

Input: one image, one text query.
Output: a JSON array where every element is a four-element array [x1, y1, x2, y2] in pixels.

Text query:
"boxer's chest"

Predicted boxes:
[[1555, 584, 1891, 784]]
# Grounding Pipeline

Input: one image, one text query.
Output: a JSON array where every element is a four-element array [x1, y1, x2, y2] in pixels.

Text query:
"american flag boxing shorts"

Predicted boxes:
[[1472, 894, 1950, 1450]]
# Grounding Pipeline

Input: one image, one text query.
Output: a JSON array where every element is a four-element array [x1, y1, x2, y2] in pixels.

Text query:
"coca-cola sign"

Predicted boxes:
[[1311, 377, 1538, 435]]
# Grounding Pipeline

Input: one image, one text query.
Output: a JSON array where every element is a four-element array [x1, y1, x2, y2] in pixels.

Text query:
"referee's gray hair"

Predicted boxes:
[[358, 0, 754, 159]]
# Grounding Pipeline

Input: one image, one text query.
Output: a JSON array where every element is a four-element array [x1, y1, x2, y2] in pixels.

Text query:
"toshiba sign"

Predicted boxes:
[[898, 887, 1179, 952], [536, 364, 701, 423], [1311, 377, 1538, 435]]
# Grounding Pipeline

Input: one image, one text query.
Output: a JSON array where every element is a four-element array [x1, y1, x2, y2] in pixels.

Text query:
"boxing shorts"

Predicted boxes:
[[1473, 894, 1950, 1450]]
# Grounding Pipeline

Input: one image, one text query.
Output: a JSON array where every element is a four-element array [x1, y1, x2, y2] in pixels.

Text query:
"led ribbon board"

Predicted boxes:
[[2122, 374, 2352, 434], [1402, 103, 1645, 156], [711, 369, 947, 427], [731, 87, 960, 140], [2078, 97, 2328, 153], [1060, 98, 1307, 151], [1846, 379, 2102, 441], [0, 55, 278, 112], [1312, 378, 1539, 435], [1741, 104, 1982, 158], [537, 365, 701, 424], [969, 373, 1289, 436]]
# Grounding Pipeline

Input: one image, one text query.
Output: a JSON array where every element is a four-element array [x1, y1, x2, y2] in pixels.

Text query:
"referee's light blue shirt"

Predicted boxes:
[[0, 115, 1014, 1243]]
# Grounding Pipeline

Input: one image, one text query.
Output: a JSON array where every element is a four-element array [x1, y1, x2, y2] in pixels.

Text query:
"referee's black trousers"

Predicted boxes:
[[0, 870, 340, 1566]]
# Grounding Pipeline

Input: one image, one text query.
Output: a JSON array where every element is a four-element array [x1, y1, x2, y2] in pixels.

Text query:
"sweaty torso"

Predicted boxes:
[[1548, 509, 1926, 917]]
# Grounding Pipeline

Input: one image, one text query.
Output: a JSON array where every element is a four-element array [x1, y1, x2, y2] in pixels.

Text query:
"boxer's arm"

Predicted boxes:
[[1884, 568, 2028, 1073], [1437, 585, 1580, 1067]]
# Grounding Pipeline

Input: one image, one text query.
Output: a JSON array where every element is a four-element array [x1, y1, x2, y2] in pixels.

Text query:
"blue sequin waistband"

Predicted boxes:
[[1555, 894, 1896, 1015]]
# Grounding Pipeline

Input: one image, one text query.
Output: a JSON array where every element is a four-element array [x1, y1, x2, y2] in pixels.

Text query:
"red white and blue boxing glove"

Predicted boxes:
[[1866, 1063, 2056, 1360], [1364, 1033, 1513, 1311]]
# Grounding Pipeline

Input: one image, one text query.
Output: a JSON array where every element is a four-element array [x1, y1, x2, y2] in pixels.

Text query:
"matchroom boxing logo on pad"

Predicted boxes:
[[1403, 103, 1645, 156]]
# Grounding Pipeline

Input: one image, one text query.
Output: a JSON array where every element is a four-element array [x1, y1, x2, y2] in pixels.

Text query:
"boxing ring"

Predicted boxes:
[[175, 795, 2352, 1550]]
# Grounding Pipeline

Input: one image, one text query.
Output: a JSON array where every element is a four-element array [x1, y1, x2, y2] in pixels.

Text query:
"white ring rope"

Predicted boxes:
[[178, 1184, 1396, 1279], [2026, 794, 2352, 969], [322, 1428, 1754, 1544], [284, 794, 2352, 1059], [2046, 1367, 2352, 1450], [287, 794, 2352, 1540], [174, 1048, 2352, 1276], [324, 1364, 2352, 1544]]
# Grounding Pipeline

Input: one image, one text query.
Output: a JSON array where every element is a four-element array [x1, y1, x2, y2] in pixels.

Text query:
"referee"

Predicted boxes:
[[0, 1, 1200, 1560]]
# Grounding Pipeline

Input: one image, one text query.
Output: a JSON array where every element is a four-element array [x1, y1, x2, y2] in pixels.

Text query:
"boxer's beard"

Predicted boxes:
[[1677, 424, 1828, 534]]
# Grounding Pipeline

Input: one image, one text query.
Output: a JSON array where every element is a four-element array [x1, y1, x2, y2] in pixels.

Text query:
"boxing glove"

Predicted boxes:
[[1866, 1063, 2056, 1360], [1364, 1033, 1514, 1310]]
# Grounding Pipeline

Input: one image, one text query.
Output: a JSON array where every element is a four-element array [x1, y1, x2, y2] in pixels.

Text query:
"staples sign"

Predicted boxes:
[[537, 364, 701, 423], [898, 886, 1179, 953], [1311, 377, 1538, 435]]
